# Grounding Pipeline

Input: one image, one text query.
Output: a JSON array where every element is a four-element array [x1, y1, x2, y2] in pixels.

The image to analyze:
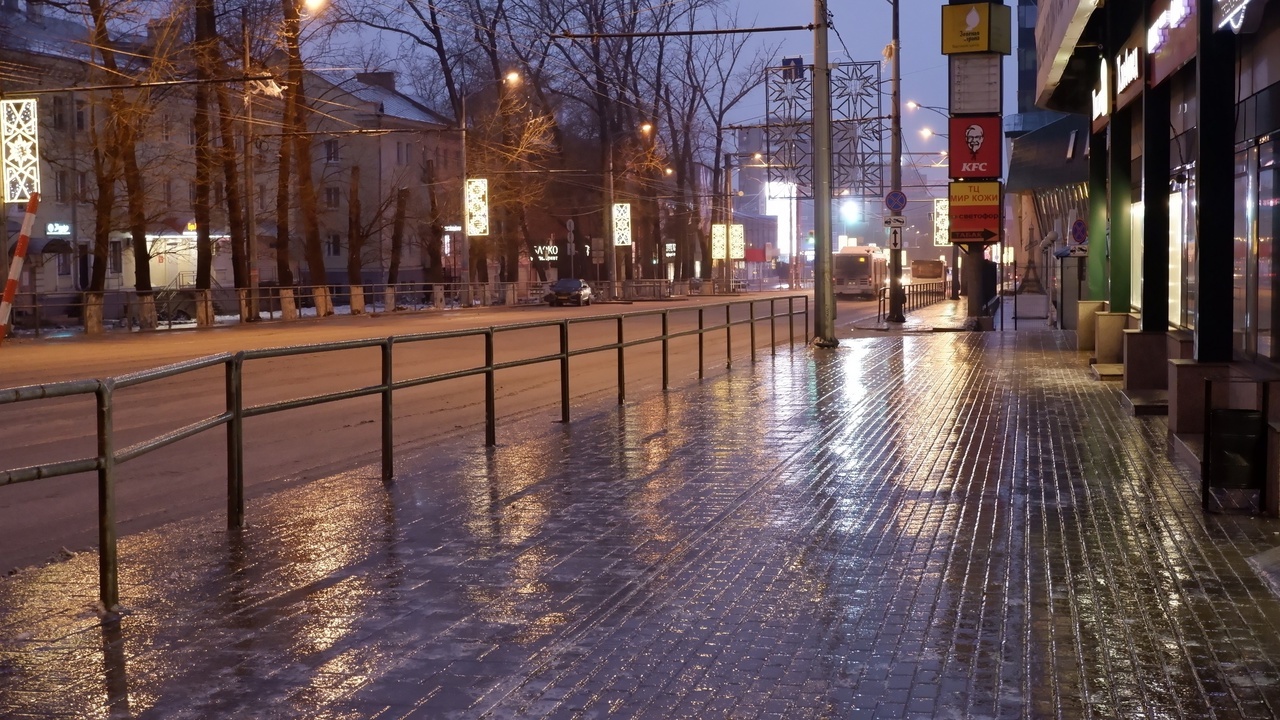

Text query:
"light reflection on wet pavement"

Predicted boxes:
[[4, 330, 1280, 718]]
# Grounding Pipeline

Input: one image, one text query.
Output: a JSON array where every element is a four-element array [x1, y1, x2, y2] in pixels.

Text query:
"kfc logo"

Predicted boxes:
[[964, 124, 985, 158], [948, 115, 1002, 180]]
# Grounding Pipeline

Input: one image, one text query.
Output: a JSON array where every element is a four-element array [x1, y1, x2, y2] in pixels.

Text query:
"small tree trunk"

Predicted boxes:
[[346, 165, 364, 315]]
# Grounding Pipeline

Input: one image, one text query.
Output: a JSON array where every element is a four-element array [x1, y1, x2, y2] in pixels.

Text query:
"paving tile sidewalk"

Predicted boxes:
[[4, 328, 1280, 719]]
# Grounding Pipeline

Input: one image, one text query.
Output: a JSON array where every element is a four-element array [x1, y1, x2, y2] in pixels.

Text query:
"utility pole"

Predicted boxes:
[[242, 10, 258, 321], [811, 0, 837, 346], [459, 94, 469, 297], [886, 0, 906, 323], [604, 125, 616, 297]]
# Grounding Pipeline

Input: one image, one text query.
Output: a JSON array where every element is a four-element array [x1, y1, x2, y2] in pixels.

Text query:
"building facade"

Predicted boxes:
[[1036, 0, 1280, 492]]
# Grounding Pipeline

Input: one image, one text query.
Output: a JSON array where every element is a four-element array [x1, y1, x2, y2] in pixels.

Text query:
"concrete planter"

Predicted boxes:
[[1075, 300, 1107, 351]]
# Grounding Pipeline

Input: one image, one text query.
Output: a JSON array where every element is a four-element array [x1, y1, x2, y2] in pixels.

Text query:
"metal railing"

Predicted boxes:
[[876, 280, 948, 322], [0, 295, 809, 614]]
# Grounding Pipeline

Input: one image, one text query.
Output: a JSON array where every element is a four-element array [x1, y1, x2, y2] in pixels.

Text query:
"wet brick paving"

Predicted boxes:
[[4, 327, 1280, 718]]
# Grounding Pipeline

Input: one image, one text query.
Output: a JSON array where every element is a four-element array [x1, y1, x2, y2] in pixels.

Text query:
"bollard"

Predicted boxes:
[[485, 330, 496, 446], [662, 311, 670, 391], [559, 320, 570, 423], [225, 354, 245, 527], [698, 308, 705, 379], [616, 316, 625, 404], [96, 380, 120, 615], [725, 304, 732, 369], [749, 301, 756, 363], [381, 339, 394, 481]]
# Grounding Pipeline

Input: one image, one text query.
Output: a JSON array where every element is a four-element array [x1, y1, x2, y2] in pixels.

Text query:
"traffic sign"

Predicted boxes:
[[884, 190, 908, 213], [1070, 219, 1088, 244], [566, 219, 575, 232], [948, 181, 1002, 245], [889, 227, 902, 250], [883, 216, 906, 228]]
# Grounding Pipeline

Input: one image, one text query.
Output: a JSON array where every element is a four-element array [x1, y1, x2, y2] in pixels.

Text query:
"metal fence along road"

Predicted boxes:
[[0, 295, 810, 615]]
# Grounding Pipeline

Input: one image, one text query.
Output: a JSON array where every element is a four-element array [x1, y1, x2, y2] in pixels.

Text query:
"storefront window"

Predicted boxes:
[[1169, 189, 1183, 327], [1130, 202, 1144, 312], [1182, 172, 1197, 330], [1259, 140, 1280, 359], [1234, 148, 1254, 356]]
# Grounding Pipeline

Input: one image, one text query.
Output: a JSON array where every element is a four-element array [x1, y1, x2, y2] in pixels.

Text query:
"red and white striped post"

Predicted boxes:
[[0, 192, 41, 345]]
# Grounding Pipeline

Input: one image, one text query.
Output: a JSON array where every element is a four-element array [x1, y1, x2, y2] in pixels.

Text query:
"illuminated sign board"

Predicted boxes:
[[465, 179, 489, 236], [1115, 47, 1140, 94], [941, 3, 1012, 55], [612, 203, 632, 247], [711, 224, 728, 261], [46, 222, 70, 236], [1, 99, 40, 203], [933, 198, 951, 247], [1091, 56, 1110, 128], [948, 115, 1003, 180], [948, 181, 1002, 244], [729, 224, 745, 260], [534, 244, 558, 262], [1216, 0, 1268, 33], [1148, 0, 1197, 85], [1149, 0, 1191, 53]]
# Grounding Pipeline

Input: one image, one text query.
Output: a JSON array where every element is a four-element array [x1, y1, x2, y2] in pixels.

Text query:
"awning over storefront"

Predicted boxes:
[[1035, 0, 1102, 109], [1006, 114, 1091, 193]]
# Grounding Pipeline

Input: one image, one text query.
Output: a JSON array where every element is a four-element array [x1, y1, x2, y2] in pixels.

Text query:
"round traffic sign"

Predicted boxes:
[[1070, 219, 1088, 244], [566, 219, 575, 232], [885, 191, 908, 213]]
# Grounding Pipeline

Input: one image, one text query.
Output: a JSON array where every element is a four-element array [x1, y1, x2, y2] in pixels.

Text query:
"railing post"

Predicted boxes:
[[485, 329, 496, 446], [725, 304, 732, 369], [770, 298, 777, 355], [381, 338, 395, 481], [698, 307, 705, 379], [96, 380, 119, 615], [804, 296, 810, 338], [225, 353, 244, 527], [749, 301, 756, 363], [560, 320, 571, 423], [788, 296, 794, 347], [661, 310, 670, 391], [616, 315, 625, 404]]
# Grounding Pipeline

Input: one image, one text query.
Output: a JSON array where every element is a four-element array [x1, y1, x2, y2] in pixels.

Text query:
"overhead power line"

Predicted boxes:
[[556, 25, 814, 40]]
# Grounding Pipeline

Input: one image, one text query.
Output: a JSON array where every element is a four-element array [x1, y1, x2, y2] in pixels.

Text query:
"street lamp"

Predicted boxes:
[[920, 127, 948, 140], [906, 100, 948, 118]]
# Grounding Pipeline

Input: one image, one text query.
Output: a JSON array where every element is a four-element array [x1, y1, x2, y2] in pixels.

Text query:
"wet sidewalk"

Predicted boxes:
[[5, 305, 1280, 719]]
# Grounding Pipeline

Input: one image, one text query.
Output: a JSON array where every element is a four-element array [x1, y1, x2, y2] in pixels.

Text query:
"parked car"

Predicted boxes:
[[545, 278, 593, 306]]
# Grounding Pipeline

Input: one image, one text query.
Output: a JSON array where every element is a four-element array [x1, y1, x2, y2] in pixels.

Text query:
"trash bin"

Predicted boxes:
[[1203, 408, 1266, 509]]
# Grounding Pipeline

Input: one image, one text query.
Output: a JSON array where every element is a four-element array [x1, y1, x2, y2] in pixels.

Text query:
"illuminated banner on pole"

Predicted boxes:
[[612, 203, 632, 247], [1, 99, 40, 203], [933, 198, 951, 247], [465, 178, 489, 236], [729, 224, 745, 260], [711, 223, 728, 260]]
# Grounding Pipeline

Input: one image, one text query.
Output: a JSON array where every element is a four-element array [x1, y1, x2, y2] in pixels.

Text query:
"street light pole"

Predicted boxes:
[[811, 0, 837, 346], [242, 9, 257, 322], [886, 0, 906, 323], [459, 93, 468, 294]]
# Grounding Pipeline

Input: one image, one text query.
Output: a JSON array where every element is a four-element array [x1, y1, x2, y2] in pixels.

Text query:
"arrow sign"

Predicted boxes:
[[950, 228, 1000, 242]]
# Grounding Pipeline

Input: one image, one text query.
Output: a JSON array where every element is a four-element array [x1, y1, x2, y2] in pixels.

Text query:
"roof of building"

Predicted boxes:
[[310, 70, 452, 128], [1005, 113, 1091, 193]]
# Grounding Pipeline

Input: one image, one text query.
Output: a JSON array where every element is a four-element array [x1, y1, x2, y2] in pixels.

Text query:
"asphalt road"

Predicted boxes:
[[0, 292, 882, 574]]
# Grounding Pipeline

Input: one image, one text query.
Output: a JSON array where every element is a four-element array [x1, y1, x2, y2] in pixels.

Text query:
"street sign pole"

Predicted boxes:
[[886, 0, 906, 324]]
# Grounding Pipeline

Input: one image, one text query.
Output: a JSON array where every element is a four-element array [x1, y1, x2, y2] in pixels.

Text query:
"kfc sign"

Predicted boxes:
[[948, 114, 1003, 180]]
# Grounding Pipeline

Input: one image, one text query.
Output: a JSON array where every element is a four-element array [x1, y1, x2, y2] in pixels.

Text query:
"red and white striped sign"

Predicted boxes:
[[0, 193, 42, 345]]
